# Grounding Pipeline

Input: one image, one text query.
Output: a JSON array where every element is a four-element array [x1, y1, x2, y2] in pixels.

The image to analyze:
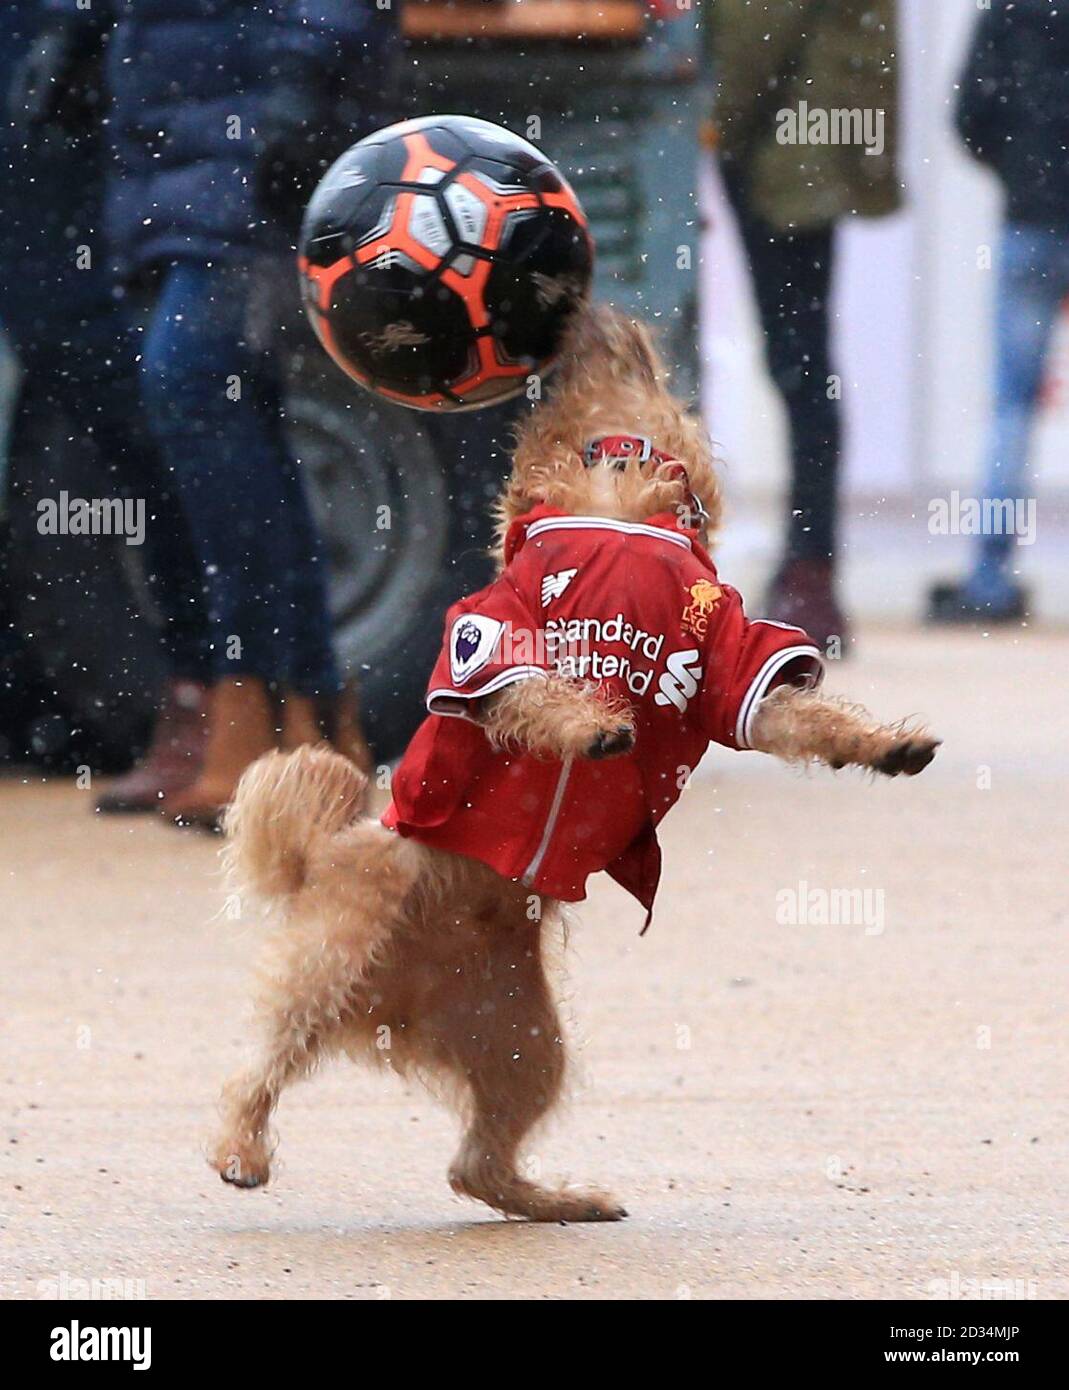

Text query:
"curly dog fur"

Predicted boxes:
[[209, 304, 939, 1221]]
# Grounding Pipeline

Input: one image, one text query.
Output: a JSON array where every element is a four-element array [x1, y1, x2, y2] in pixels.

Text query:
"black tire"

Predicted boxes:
[[2, 339, 510, 773], [285, 342, 510, 761]]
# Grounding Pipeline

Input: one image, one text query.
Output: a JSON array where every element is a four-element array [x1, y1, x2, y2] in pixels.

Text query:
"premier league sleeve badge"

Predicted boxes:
[[449, 614, 506, 685]]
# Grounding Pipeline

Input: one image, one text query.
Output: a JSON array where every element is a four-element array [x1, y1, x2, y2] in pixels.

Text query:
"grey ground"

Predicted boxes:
[[3, 628, 1066, 1300]]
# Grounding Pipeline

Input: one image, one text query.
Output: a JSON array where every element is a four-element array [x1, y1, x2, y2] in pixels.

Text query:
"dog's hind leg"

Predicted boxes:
[[209, 934, 359, 1188], [437, 909, 627, 1223], [210, 821, 418, 1190]]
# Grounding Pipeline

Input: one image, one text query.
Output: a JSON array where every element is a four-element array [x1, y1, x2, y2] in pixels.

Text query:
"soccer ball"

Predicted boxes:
[[297, 115, 593, 412]]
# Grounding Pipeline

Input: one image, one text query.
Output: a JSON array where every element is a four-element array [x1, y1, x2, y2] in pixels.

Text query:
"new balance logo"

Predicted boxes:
[[654, 648, 702, 713], [541, 568, 578, 606]]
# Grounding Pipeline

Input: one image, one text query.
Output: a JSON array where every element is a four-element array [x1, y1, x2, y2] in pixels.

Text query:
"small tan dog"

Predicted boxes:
[[210, 306, 938, 1221]]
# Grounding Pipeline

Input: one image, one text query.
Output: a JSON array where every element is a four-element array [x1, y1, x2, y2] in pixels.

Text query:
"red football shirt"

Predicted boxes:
[[383, 507, 823, 924]]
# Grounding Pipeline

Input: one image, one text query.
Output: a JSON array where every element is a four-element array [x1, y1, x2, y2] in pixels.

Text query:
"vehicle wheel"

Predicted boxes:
[[4, 349, 511, 773], [285, 348, 509, 762]]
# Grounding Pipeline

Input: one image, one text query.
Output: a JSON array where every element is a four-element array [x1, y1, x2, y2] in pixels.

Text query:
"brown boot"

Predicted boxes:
[[162, 677, 277, 830], [277, 690, 326, 751], [95, 679, 209, 814], [765, 558, 850, 654], [323, 682, 374, 781]]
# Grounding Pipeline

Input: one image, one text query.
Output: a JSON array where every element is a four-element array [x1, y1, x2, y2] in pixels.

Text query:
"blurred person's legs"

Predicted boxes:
[[0, 49, 216, 791], [3, 280, 214, 803], [931, 224, 1069, 622], [74, 310, 214, 809], [722, 169, 845, 648], [137, 257, 349, 825]]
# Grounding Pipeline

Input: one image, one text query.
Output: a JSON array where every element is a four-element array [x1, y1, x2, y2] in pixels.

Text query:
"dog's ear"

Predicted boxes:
[[500, 300, 722, 549], [554, 302, 666, 396]]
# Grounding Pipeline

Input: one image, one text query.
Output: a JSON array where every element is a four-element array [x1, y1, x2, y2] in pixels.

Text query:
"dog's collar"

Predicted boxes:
[[583, 434, 665, 467], [582, 436, 710, 531]]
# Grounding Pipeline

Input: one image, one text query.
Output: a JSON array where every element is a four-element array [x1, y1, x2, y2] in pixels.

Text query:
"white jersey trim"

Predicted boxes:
[[734, 644, 823, 750], [522, 757, 574, 886], [427, 666, 547, 721], [525, 515, 692, 552], [750, 618, 811, 635]]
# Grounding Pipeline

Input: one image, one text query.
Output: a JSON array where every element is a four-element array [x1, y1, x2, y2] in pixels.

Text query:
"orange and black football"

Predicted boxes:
[[298, 115, 593, 412]]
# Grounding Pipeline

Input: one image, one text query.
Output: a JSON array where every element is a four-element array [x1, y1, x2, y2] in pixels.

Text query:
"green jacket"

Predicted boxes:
[[706, 0, 901, 231]]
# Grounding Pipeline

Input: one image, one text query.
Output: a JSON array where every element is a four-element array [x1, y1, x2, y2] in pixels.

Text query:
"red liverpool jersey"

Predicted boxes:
[[383, 507, 823, 924]]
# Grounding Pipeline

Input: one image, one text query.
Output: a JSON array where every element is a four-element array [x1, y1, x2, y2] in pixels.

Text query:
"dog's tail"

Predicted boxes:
[[222, 745, 368, 902]]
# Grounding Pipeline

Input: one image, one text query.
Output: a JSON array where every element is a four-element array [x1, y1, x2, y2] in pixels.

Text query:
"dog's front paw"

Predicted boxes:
[[875, 736, 940, 777], [586, 725, 635, 760]]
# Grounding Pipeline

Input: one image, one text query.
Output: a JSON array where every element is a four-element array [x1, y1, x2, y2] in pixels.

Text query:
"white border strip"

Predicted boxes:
[[427, 666, 547, 720], [734, 645, 823, 750], [526, 515, 692, 552]]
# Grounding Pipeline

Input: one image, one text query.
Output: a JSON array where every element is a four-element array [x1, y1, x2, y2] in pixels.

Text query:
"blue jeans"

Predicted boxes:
[[973, 222, 1069, 577], [138, 259, 340, 694]]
